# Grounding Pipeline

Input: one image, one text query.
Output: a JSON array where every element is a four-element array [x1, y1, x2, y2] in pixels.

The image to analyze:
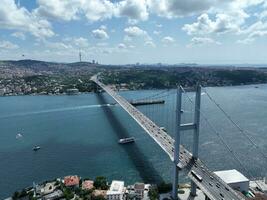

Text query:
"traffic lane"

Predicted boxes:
[[187, 160, 244, 200]]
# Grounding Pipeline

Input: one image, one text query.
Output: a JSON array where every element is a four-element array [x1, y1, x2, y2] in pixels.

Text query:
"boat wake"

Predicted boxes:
[[0, 104, 114, 119]]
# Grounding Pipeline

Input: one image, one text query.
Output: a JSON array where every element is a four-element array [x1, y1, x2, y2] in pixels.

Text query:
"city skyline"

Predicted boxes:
[[1, 0, 267, 64]]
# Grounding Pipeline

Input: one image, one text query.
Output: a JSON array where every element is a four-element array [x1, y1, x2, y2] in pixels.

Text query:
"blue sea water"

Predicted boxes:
[[0, 84, 267, 198]]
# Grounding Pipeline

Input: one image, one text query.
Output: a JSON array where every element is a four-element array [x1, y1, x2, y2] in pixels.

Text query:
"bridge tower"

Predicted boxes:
[[172, 85, 201, 199]]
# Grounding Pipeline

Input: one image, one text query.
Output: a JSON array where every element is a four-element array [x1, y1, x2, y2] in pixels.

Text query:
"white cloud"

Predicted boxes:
[[257, 10, 267, 20], [96, 42, 109, 47], [144, 40, 156, 47], [115, 0, 149, 21], [249, 30, 267, 38], [62, 37, 89, 47], [188, 37, 221, 46], [100, 25, 107, 30], [83, 0, 114, 21], [180, 0, 267, 45], [124, 26, 147, 37], [101, 49, 113, 54], [153, 30, 161, 35], [35, 0, 81, 21], [72, 37, 89, 48], [123, 35, 133, 42], [45, 41, 72, 50], [33, 0, 264, 24], [0, 0, 54, 38], [124, 26, 152, 45], [35, 0, 149, 23], [0, 40, 19, 49], [237, 37, 255, 44], [183, 14, 212, 35], [227, 0, 265, 10], [11, 32, 26, 40], [118, 43, 127, 49], [239, 21, 267, 35], [147, 0, 216, 18], [161, 36, 175, 44], [35, 0, 114, 22], [92, 29, 109, 40], [181, 0, 267, 39], [182, 13, 245, 35], [237, 30, 267, 44], [237, 21, 267, 44]]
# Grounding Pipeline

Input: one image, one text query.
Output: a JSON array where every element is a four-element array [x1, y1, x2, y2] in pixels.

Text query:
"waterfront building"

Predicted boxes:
[[42, 190, 63, 200], [214, 169, 249, 192], [64, 175, 80, 187], [93, 189, 107, 198], [126, 183, 150, 200], [35, 182, 56, 196], [82, 180, 94, 190], [134, 183, 145, 199], [250, 177, 267, 193], [66, 88, 79, 95], [0, 88, 6, 96], [107, 180, 126, 200]]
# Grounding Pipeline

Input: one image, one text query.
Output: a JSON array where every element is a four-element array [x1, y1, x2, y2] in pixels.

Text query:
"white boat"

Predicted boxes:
[[16, 133, 23, 139], [118, 137, 135, 144], [33, 146, 41, 151], [160, 127, 166, 131]]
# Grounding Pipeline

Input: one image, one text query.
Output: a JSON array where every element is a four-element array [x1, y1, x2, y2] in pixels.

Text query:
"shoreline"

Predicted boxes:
[[0, 82, 266, 98]]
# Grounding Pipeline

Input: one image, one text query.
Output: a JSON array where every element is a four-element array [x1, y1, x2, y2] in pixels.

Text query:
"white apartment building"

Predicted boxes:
[[107, 180, 126, 200]]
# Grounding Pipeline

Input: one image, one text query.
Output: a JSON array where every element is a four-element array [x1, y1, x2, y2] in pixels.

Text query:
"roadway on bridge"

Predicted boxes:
[[91, 75, 244, 200]]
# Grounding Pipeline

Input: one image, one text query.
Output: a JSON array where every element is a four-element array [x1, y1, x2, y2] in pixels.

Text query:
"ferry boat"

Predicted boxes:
[[33, 146, 41, 151], [118, 137, 135, 144]]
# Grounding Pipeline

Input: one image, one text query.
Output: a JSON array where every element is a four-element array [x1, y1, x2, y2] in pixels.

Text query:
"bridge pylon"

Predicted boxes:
[[172, 85, 201, 199]]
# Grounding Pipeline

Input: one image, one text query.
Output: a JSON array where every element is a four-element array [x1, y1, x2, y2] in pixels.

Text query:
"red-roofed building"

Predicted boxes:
[[64, 175, 80, 187], [82, 180, 94, 190]]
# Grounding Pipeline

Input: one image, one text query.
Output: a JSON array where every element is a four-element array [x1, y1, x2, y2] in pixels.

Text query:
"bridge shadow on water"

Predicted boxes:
[[96, 93, 164, 184]]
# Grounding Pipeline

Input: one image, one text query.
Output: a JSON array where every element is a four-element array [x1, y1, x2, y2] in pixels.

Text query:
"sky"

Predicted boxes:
[[0, 0, 267, 64]]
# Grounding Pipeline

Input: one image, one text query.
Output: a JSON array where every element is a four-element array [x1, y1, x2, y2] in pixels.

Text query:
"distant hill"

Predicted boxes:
[[0, 59, 101, 78]]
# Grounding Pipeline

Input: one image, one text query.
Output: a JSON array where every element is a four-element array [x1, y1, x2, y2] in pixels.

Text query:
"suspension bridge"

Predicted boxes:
[[91, 74, 264, 200]]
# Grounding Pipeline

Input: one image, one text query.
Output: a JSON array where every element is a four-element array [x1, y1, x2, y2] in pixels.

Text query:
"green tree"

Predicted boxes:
[[12, 191, 19, 199], [148, 186, 159, 200], [158, 182, 172, 194], [63, 187, 74, 200], [94, 176, 108, 190], [92, 195, 106, 200]]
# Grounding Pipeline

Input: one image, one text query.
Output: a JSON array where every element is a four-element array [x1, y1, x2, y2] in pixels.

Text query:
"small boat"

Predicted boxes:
[[16, 133, 23, 139], [33, 146, 41, 151], [118, 137, 135, 144], [160, 127, 166, 132]]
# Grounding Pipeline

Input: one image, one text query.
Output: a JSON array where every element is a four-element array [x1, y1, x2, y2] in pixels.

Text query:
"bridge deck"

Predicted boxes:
[[91, 75, 244, 200]]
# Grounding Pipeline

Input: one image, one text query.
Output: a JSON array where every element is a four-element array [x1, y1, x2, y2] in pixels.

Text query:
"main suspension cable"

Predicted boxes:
[[180, 86, 264, 191], [202, 87, 267, 162]]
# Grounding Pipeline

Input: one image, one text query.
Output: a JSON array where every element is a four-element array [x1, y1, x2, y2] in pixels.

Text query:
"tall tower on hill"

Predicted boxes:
[[79, 50, 82, 62]]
